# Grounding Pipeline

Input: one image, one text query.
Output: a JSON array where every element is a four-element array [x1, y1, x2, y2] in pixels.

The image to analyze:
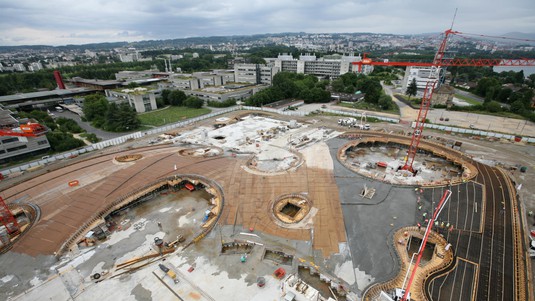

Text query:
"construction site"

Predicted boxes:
[[0, 107, 533, 301], [1, 29, 535, 301]]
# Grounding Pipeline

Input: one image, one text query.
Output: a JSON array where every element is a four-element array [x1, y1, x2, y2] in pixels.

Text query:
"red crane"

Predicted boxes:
[[399, 189, 452, 301], [353, 29, 535, 172], [0, 196, 20, 237]]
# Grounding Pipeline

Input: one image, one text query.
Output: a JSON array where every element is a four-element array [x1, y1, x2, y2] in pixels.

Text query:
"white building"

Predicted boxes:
[[105, 88, 157, 113], [271, 53, 362, 78], [28, 62, 44, 72], [401, 66, 441, 91], [234, 64, 279, 85], [13, 63, 26, 72]]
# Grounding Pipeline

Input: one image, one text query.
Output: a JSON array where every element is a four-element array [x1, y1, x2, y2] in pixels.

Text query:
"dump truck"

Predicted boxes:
[[159, 264, 179, 283]]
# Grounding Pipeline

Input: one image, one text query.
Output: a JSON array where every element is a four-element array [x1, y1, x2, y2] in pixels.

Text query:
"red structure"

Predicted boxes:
[[353, 29, 535, 172], [184, 183, 195, 191], [0, 123, 47, 138], [53, 70, 66, 89], [401, 81, 434, 173], [402, 190, 452, 301], [0, 196, 20, 237]]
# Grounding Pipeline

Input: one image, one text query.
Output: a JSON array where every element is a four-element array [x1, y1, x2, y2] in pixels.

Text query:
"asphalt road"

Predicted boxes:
[[53, 110, 125, 141], [424, 163, 525, 300]]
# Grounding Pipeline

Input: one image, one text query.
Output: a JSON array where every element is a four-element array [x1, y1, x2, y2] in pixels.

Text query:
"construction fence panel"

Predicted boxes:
[[417, 123, 519, 140], [320, 108, 400, 123]]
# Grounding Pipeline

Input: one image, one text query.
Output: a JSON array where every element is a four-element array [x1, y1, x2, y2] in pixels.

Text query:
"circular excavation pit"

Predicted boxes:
[[272, 194, 312, 224], [178, 146, 223, 157], [62, 175, 224, 255], [245, 148, 303, 175], [338, 137, 477, 186], [114, 154, 143, 163], [0, 203, 41, 254]]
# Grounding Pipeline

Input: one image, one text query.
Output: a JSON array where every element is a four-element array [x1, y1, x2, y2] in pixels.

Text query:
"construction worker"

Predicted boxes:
[[417, 223, 421, 231]]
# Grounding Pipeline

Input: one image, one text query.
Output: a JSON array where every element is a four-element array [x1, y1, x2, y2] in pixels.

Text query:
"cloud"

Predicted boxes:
[[0, 0, 533, 46]]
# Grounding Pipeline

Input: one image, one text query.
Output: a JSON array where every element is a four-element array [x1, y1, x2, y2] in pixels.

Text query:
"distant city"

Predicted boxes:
[[1, 31, 534, 74]]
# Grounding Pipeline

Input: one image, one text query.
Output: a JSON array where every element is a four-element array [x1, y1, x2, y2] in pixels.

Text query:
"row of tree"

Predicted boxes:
[[245, 72, 331, 106], [332, 73, 395, 110], [160, 89, 204, 108], [83, 94, 141, 131]]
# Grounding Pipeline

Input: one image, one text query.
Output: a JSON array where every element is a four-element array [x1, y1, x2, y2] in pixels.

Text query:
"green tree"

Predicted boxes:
[[169, 90, 187, 106], [496, 88, 512, 103], [46, 131, 85, 152], [161, 89, 171, 105], [510, 100, 526, 114], [83, 94, 109, 121], [56, 117, 83, 133], [475, 77, 500, 98], [360, 77, 382, 104], [485, 101, 502, 113], [272, 72, 298, 98], [405, 78, 417, 100], [115, 103, 140, 131], [378, 94, 394, 110], [184, 96, 204, 108]]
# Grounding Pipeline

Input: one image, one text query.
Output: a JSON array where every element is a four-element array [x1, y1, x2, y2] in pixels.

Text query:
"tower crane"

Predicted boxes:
[[353, 29, 535, 173], [0, 196, 20, 238]]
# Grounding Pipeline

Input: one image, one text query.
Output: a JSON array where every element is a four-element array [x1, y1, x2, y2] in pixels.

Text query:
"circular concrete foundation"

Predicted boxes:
[[245, 148, 304, 176], [338, 137, 477, 186]]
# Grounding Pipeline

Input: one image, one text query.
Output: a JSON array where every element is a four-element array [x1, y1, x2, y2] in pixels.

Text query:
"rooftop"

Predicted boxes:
[[0, 88, 96, 103]]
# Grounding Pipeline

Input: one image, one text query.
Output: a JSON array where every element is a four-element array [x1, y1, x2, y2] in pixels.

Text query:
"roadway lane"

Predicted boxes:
[[423, 162, 526, 301]]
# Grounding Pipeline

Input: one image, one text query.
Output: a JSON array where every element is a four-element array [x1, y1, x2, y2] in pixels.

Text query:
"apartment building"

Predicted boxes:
[[233, 64, 279, 85], [401, 66, 441, 91], [271, 53, 362, 78], [105, 88, 157, 113]]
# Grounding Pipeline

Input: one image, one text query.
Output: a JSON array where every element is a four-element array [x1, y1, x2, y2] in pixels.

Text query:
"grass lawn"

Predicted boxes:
[[138, 106, 212, 126], [454, 93, 481, 105]]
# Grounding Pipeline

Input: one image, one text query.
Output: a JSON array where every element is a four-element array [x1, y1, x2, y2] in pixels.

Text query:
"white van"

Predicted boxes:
[[55, 106, 63, 112]]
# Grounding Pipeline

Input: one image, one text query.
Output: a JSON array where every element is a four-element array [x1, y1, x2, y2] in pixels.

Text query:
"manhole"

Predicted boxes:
[[272, 194, 311, 224]]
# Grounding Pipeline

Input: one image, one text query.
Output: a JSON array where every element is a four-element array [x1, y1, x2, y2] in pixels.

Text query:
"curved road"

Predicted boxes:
[[54, 110, 130, 141]]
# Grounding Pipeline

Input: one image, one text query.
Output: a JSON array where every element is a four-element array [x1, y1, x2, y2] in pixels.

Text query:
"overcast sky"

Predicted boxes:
[[0, 0, 534, 46]]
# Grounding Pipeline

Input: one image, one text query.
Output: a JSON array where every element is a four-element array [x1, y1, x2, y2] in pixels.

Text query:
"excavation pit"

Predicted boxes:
[[114, 154, 143, 162], [272, 194, 311, 224], [407, 236, 435, 265], [338, 137, 477, 186], [178, 146, 223, 157], [281, 202, 301, 218]]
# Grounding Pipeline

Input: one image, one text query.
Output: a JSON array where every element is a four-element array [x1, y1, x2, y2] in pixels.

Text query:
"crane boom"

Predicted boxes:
[[353, 28, 534, 172], [353, 57, 535, 69], [401, 189, 452, 301]]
